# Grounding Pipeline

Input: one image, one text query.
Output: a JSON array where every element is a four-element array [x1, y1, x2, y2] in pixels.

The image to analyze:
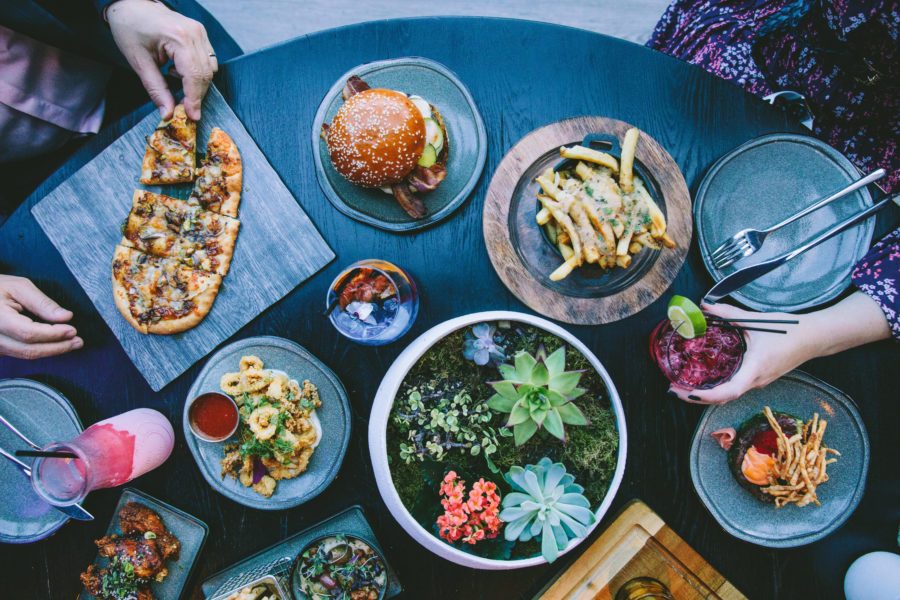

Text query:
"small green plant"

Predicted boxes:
[[393, 381, 507, 469], [487, 346, 589, 445], [499, 457, 595, 563]]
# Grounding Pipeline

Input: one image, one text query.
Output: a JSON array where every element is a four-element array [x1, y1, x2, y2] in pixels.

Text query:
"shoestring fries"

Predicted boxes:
[[761, 406, 840, 508], [536, 127, 675, 281]]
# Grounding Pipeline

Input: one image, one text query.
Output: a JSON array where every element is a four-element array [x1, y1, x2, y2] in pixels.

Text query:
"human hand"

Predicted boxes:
[[668, 302, 814, 405], [107, 0, 217, 121], [0, 275, 83, 360]]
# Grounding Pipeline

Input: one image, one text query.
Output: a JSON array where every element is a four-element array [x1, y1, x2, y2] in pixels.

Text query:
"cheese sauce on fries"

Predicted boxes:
[[535, 127, 675, 281]]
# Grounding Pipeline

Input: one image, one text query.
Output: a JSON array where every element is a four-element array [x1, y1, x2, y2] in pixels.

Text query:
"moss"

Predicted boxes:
[[385, 321, 620, 560]]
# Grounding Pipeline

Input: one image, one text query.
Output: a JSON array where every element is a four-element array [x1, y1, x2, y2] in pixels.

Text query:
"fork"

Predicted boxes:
[[710, 168, 885, 270]]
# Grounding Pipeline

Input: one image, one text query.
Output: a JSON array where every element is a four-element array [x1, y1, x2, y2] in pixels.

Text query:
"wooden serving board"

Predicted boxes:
[[535, 500, 745, 600], [483, 117, 691, 325], [31, 85, 335, 391]]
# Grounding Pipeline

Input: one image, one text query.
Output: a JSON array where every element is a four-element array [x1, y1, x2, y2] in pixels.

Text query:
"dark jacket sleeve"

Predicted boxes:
[[852, 226, 900, 340]]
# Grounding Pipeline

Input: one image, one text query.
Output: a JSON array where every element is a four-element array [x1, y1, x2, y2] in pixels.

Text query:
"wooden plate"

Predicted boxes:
[[534, 499, 745, 599], [483, 117, 691, 325]]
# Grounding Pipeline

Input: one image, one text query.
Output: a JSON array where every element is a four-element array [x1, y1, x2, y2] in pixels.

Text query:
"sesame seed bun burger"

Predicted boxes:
[[323, 76, 449, 219]]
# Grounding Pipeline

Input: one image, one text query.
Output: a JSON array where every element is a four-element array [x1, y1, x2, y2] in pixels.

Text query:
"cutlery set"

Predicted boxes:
[[704, 169, 895, 303]]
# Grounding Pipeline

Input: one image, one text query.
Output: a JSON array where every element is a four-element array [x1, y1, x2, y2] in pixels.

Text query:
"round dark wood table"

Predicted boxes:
[[1, 17, 898, 600]]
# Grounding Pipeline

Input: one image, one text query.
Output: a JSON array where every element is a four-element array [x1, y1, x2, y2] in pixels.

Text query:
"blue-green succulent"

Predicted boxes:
[[499, 457, 595, 563]]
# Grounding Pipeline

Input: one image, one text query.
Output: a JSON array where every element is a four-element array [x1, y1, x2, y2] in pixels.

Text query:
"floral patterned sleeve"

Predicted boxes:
[[851, 226, 900, 340]]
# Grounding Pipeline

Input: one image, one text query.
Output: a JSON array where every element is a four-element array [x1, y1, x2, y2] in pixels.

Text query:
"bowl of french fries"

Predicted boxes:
[[537, 129, 674, 285], [483, 116, 691, 324]]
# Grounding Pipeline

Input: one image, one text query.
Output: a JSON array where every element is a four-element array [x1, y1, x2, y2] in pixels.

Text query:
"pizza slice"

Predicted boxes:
[[140, 104, 196, 184], [111, 245, 223, 335], [122, 190, 240, 276], [111, 245, 163, 335], [189, 127, 242, 217], [147, 256, 222, 334]]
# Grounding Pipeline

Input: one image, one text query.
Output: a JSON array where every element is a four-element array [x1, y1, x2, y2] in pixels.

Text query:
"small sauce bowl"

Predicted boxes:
[[187, 392, 239, 442]]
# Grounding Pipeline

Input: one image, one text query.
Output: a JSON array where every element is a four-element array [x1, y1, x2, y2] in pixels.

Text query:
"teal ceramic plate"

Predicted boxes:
[[201, 505, 402, 599], [0, 379, 83, 544], [695, 133, 874, 312], [184, 336, 351, 510], [312, 57, 487, 232], [690, 370, 869, 548], [78, 488, 208, 600]]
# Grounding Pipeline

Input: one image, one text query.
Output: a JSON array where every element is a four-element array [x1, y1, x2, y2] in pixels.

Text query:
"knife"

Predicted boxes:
[[0, 444, 94, 521], [705, 193, 896, 303]]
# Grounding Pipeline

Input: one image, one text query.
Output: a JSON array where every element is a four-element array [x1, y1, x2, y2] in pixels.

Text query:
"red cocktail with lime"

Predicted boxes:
[[650, 296, 745, 389]]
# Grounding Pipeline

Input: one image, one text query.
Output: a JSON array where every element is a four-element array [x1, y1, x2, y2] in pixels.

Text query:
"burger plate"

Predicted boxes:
[[312, 57, 487, 232]]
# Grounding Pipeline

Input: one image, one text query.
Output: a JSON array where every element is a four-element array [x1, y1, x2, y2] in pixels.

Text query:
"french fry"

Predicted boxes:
[[537, 195, 582, 266], [560, 145, 619, 171], [549, 256, 578, 281], [558, 242, 575, 260], [558, 229, 570, 245], [661, 233, 675, 248], [615, 254, 631, 268], [616, 230, 633, 257], [635, 232, 662, 250], [629, 242, 642, 254], [536, 207, 552, 225], [619, 127, 639, 193]]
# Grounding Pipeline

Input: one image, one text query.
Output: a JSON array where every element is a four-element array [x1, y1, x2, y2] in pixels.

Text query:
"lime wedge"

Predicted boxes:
[[668, 295, 707, 339]]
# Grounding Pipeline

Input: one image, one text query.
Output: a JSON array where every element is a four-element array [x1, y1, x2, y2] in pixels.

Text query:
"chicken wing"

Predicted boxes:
[[118, 502, 181, 561], [95, 535, 166, 581]]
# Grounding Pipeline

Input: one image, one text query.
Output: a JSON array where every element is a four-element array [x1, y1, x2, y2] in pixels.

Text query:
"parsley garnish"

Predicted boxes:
[[584, 185, 594, 197]]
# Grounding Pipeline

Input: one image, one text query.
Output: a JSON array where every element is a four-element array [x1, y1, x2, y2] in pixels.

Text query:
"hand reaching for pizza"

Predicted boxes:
[[0, 276, 83, 360], [107, 0, 218, 121]]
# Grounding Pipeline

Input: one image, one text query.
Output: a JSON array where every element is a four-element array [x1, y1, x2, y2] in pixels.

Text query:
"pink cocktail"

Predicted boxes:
[[649, 319, 745, 389], [31, 408, 174, 506]]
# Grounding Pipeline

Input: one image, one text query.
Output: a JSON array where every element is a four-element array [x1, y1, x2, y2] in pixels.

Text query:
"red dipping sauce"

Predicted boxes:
[[650, 319, 745, 389], [188, 392, 239, 442]]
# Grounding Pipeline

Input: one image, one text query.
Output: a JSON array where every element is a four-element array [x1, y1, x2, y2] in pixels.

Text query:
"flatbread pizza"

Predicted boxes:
[[121, 190, 240, 276], [111, 245, 222, 335], [140, 104, 196, 184], [189, 127, 242, 217]]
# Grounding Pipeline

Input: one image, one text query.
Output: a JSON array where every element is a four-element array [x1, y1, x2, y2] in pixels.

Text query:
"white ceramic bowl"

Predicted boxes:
[[368, 311, 627, 569]]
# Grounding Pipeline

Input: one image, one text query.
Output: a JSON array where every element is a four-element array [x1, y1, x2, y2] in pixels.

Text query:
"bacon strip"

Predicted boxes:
[[342, 76, 371, 101], [407, 164, 447, 193], [391, 183, 427, 219], [711, 427, 736, 450]]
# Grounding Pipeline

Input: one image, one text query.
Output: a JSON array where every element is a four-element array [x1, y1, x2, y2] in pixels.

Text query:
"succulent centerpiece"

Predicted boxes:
[[380, 317, 621, 565]]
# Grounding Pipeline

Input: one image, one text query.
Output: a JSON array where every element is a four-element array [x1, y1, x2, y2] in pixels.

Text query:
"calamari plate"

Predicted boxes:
[[184, 336, 351, 510], [690, 370, 869, 548], [312, 57, 487, 232]]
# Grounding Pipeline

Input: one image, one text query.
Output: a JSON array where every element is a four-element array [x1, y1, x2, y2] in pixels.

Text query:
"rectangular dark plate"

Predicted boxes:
[[78, 487, 209, 600], [201, 505, 401, 599], [31, 84, 335, 391]]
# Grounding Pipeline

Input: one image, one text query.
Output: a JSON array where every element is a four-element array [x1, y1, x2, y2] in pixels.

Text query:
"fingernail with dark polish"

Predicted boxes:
[[705, 299, 717, 305], [666, 390, 676, 396], [689, 395, 701, 401]]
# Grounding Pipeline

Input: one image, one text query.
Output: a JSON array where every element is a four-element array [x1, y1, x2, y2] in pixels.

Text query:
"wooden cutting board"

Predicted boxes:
[[31, 85, 335, 391], [535, 500, 746, 600]]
